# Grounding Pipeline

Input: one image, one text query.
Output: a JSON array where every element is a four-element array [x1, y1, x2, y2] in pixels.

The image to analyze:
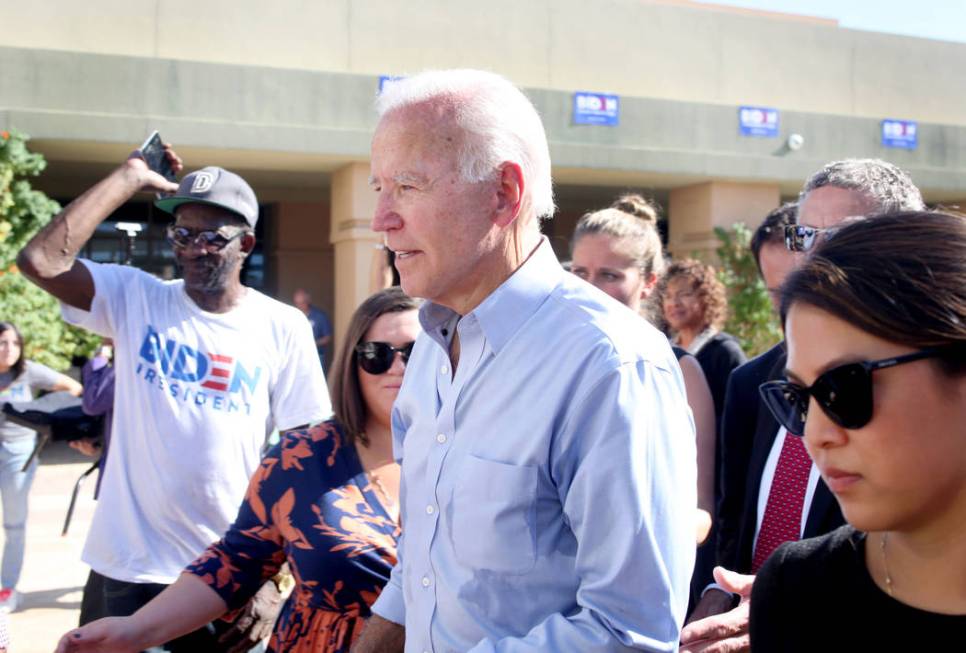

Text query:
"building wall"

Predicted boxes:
[[4, 0, 965, 349], [270, 201, 334, 318], [2, 0, 966, 126]]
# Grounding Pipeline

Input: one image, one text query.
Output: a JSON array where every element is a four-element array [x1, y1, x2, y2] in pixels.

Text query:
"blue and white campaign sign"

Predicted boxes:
[[739, 106, 779, 137], [573, 92, 620, 126], [378, 75, 406, 93], [881, 119, 918, 149]]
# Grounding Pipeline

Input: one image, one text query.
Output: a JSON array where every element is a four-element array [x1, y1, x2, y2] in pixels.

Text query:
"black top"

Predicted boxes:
[[694, 332, 746, 426], [751, 525, 966, 651]]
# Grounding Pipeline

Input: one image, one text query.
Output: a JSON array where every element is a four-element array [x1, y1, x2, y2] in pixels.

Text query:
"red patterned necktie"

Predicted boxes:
[[751, 432, 812, 572]]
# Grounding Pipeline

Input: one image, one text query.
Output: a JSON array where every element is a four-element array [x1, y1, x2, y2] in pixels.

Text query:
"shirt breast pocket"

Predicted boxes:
[[451, 455, 538, 575]]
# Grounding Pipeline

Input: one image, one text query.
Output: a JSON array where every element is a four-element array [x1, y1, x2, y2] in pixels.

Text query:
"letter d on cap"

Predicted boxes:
[[191, 171, 216, 193]]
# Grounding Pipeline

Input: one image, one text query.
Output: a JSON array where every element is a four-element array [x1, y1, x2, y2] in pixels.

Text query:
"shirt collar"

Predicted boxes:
[[418, 238, 564, 354]]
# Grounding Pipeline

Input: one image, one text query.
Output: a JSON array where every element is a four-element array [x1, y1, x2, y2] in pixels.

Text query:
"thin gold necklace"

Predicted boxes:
[[365, 470, 396, 508], [880, 532, 894, 596]]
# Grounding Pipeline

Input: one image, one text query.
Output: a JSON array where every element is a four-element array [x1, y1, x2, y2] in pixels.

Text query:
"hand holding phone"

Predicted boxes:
[[138, 130, 178, 182]]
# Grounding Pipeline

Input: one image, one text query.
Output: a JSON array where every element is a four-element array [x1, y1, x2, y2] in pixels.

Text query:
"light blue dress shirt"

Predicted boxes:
[[371, 239, 696, 652]]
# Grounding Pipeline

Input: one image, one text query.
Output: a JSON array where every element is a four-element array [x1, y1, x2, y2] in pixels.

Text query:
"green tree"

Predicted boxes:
[[0, 128, 99, 369], [713, 223, 781, 357]]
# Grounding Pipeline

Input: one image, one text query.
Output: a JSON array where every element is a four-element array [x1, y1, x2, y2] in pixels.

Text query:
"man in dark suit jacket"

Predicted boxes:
[[682, 159, 926, 653], [714, 342, 844, 574]]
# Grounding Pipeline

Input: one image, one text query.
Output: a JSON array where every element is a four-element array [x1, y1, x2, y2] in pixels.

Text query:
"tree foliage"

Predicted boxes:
[[714, 223, 781, 357], [0, 129, 100, 370]]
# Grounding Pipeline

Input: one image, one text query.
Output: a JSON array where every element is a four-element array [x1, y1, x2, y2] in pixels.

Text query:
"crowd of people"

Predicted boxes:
[[0, 67, 960, 651]]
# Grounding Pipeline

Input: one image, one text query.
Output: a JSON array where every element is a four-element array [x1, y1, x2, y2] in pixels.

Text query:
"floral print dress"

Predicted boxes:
[[186, 420, 400, 652]]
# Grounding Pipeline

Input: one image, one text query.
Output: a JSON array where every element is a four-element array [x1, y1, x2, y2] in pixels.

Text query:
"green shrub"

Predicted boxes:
[[0, 129, 100, 369], [713, 223, 781, 357]]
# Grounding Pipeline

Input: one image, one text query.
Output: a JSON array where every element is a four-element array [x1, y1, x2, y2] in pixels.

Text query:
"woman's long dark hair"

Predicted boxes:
[[781, 210, 966, 375], [328, 287, 419, 446], [0, 322, 26, 379]]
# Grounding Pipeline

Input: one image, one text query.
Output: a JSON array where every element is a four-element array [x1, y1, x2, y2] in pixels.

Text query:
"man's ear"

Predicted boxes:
[[493, 162, 525, 229], [239, 232, 257, 256]]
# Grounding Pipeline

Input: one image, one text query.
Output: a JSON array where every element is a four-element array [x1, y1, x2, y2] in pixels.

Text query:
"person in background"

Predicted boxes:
[[658, 260, 746, 426], [751, 211, 966, 648], [72, 338, 116, 626], [683, 158, 926, 653], [70, 339, 115, 488], [293, 289, 333, 372], [57, 287, 417, 652], [750, 203, 800, 314], [570, 195, 718, 616], [569, 194, 716, 523], [0, 321, 82, 613]]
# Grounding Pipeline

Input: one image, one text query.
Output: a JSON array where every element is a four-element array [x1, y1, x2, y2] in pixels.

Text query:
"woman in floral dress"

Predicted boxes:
[[57, 287, 419, 652]]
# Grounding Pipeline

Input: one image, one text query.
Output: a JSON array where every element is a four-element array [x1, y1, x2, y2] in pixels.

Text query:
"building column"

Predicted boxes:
[[667, 181, 780, 258], [270, 200, 333, 316], [330, 162, 379, 350]]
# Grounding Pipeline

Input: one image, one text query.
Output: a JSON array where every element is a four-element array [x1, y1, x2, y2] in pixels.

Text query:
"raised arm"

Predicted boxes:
[[17, 148, 181, 311]]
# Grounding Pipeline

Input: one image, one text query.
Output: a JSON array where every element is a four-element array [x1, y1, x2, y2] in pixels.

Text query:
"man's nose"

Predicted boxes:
[[372, 194, 403, 233], [179, 238, 210, 256]]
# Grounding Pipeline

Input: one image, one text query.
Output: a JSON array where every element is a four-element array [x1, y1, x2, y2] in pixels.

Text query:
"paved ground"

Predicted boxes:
[[4, 440, 97, 652]]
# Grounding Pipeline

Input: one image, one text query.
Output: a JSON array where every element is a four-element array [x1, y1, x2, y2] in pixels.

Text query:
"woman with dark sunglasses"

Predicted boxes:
[[749, 211, 966, 650], [58, 287, 419, 653]]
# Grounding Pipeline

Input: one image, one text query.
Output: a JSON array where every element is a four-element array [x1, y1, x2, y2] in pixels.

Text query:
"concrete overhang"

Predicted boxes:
[[3, 45, 965, 202]]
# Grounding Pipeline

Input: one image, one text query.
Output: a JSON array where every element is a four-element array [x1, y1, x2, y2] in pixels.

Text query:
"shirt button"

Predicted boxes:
[[426, 504, 435, 515], [421, 576, 431, 587], [436, 433, 447, 444], [440, 364, 449, 375]]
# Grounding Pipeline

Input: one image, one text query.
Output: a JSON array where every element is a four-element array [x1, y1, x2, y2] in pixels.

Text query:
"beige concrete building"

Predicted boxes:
[[3, 0, 966, 345]]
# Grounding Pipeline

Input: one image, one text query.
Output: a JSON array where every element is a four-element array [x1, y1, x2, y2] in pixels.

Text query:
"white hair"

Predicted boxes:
[[375, 69, 556, 220]]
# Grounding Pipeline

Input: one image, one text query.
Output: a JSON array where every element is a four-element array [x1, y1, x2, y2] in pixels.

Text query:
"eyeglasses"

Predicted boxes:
[[166, 225, 249, 252], [759, 348, 949, 435], [355, 341, 415, 375], [784, 224, 837, 252]]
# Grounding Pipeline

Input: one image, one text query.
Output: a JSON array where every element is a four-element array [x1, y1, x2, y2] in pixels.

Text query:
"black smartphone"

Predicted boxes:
[[138, 131, 177, 182]]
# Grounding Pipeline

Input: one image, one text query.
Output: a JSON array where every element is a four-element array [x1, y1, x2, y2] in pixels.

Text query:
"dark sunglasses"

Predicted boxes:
[[166, 225, 249, 252], [784, 224, 837, 253], [759, 348, 949, 435], [355, 341, 415, 375]]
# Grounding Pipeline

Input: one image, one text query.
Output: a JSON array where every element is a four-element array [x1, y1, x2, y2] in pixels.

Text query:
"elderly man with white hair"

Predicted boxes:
[[353, 69, 696, 653]]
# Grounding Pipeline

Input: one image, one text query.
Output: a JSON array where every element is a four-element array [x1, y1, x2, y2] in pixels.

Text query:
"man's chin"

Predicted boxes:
[[398, 275, 429, 301], [182, 271, 229, 294]]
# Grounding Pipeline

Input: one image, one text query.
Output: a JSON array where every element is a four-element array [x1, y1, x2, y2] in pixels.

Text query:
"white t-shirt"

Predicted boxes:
[[62, 261, 332, 583]]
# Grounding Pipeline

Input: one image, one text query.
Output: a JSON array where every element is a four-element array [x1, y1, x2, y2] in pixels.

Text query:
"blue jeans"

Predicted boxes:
[[0, 438, 37, 590]]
